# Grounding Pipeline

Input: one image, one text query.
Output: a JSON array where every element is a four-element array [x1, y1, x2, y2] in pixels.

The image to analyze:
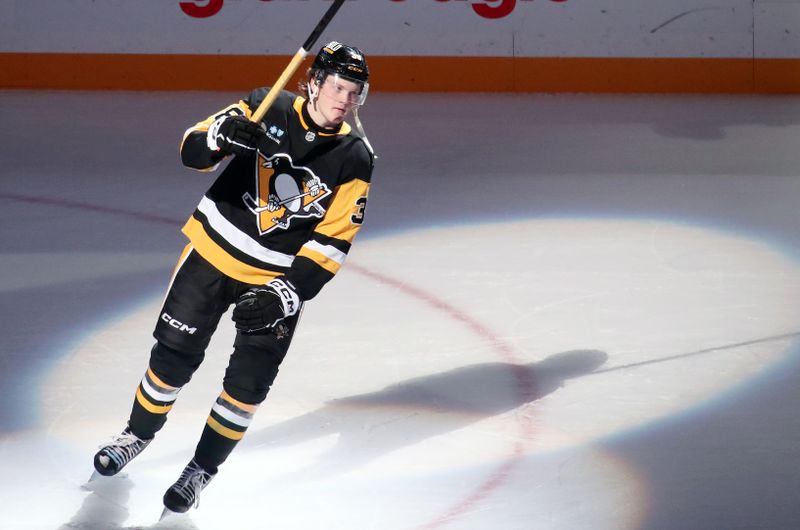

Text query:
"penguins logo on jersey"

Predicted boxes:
[[242, 153, 331, 235]]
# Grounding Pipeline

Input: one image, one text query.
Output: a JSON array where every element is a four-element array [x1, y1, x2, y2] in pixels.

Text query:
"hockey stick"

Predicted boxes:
[[250, 0, 347, 123]]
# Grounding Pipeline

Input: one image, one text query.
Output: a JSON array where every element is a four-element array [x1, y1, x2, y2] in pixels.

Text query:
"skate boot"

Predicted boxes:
[[162, 458, 216, 516], [93, 427, 153, 477]]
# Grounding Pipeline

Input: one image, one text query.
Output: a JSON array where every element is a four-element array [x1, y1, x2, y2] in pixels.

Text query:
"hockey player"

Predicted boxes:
[[91, 41, 374, 515]]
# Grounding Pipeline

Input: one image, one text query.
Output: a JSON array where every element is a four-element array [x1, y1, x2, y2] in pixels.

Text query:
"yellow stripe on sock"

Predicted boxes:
[[207, 415, 246, 441], [135, 387, 173, 414], [147, 368, 178, 391], [220, 391, 259, 414]]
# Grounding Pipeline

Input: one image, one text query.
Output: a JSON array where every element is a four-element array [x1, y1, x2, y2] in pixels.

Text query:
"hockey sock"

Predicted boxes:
[[193, 390, 259, 473], [128, 367, 182, 440]]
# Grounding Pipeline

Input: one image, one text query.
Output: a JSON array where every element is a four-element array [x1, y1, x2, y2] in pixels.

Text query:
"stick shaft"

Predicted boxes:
[[302, 0, 346, 51], [250, 48, 307, 123], [250, 0, 346, 123]]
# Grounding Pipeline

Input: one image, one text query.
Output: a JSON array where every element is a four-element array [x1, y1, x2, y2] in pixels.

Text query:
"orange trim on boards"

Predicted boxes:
[[1, 53, 798, 93]]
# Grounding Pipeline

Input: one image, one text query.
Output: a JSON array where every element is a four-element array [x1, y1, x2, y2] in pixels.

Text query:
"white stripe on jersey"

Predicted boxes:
[[198, 196, 295, 268], [303, 239, 347, 266]]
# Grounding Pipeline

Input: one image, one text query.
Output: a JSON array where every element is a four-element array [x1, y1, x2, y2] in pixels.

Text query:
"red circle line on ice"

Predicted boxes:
[[347, 263, 537, 529]]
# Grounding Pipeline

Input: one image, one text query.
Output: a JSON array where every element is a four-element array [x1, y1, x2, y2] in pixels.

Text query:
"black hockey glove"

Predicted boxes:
[[232, 278, 301, 333], [206, 114, 265, 156]]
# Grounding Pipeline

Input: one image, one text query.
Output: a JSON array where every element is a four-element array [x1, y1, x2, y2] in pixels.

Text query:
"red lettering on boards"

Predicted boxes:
[[180, 0, 224, 18], [180, 0, 569, 20], [474, 0, 569, 20]]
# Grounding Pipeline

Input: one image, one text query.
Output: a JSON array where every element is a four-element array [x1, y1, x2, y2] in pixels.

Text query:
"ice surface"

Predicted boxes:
[[1, 91, 799, 529]]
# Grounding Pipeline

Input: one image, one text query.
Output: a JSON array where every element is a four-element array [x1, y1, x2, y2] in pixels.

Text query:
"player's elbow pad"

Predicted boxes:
[[181, 133, 223, 170]]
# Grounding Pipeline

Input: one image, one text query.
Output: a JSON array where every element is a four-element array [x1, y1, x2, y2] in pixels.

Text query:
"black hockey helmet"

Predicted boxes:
[[311, 41, 369, 84]]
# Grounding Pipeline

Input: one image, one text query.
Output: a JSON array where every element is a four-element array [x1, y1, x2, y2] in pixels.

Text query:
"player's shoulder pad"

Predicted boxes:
[[341, 134, 375, 182], [244, 87, 296, 116], [353, 136, 375, 170], [346, 128, 375, 170]]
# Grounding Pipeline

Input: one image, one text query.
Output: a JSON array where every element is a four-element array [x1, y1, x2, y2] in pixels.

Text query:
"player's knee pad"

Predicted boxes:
[[223, 341, 287, 404], [148, 341, 205, 388]]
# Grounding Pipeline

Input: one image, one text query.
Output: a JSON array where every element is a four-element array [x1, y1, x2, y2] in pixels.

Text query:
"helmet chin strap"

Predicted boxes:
[[308, 69, 329, 106], [307, 80, 320, 106]]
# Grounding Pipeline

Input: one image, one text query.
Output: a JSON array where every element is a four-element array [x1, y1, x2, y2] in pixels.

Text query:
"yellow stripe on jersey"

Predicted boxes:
[[135, 387, 173, 415], [240, 101, 254, 121], [179, 101, 250, 147], [178, 101, 250, 172], [206, 415, 246, 441], [182, 217, 281, 285], [314, 178, 371, 244], [297, 245, 342, 275]]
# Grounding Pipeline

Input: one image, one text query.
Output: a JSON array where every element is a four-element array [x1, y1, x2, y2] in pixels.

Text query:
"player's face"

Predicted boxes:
[[310, 75, 363, 128]]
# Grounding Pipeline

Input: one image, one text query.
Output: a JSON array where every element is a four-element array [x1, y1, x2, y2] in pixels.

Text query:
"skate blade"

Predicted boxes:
[[160, 507, 179, 521], [81, 470, 102, 489]]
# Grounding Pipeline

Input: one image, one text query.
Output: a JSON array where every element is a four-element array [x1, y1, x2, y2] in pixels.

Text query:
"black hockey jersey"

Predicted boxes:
[[179, 89, 374, 301]]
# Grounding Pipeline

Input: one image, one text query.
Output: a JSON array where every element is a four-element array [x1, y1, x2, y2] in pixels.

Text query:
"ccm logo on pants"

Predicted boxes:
[[161, 312, 197, 335]]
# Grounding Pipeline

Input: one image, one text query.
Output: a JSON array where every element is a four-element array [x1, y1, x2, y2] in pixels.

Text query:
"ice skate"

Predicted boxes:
[[90, 427, 152, 480], [161, 458, 216, 519]]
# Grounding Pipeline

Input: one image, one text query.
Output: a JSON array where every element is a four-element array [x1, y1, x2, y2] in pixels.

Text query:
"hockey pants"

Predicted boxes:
[[126, 246, 300, 473]]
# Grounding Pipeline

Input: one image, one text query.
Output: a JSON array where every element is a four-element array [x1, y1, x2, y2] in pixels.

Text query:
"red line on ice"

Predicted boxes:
[[347, 263, 537, 529]]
